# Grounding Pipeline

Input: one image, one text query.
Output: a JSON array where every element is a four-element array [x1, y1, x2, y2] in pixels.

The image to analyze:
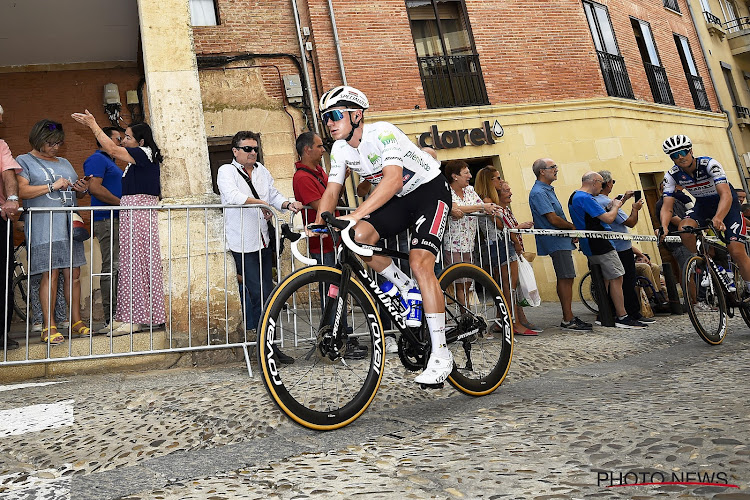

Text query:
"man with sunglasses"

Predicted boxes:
[[660, 134, 750, 297], [314, 85, 453, 385]]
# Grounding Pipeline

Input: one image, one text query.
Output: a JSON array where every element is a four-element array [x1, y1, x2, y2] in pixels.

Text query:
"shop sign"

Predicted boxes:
[[417, 120, 504, 150]]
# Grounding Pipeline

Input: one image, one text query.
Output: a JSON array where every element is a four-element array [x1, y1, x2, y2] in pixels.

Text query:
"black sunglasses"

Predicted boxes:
[[44, 122, 63, 132], [236, 145, 259, 153]]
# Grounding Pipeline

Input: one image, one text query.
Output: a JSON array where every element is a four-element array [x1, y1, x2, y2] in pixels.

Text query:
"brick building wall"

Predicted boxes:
[[192, 0, 719, 116]]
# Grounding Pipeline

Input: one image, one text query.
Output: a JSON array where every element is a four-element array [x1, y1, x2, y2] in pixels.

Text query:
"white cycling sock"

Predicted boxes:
[[379, 262, 414, 294], [425, 312, 450, 359]]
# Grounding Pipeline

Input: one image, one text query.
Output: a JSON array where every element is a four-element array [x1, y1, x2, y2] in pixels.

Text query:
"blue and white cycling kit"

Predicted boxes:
[[663, 156, 746, 241]]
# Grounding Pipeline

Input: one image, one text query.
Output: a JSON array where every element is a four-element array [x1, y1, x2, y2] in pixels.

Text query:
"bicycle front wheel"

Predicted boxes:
[[257, 266, 385, 431], [683, 255, 728, 345], [578, 271, 599, 314], [439, 263, 513, 396]]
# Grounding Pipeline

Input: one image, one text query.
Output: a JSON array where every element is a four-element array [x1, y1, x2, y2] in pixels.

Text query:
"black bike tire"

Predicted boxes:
[[578, 271, 599, 314], [734, 269, 750, 330], [683, 255, 728, 345], [12, 273, 27, 322], [257, 265, 385, 431], [439, 263, 514, 396]]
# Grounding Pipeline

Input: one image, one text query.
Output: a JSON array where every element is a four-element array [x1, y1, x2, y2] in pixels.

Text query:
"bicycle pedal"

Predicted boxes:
[[419, 382, 444, 390]]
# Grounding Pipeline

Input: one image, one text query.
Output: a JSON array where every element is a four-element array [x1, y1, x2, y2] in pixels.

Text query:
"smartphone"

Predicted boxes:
[[83, 175, 93, 180], [615, 194, 624, 201], [634, 190, 642, 202]]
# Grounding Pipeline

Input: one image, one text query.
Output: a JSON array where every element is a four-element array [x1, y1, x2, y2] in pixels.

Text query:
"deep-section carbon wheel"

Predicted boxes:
[[683, 256, 727, 345], [439, 263, 513, 396], [257, 266, 385, 430]]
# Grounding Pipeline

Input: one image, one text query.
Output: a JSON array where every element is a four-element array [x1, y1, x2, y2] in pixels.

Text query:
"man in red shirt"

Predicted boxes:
[[292, 132, 336, 265], [293, 131, 367, 358]]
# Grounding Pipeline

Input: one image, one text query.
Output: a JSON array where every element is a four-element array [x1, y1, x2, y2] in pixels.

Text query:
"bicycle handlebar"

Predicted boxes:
[[282, 223, 317, 266], [320, 212, 374, 257]]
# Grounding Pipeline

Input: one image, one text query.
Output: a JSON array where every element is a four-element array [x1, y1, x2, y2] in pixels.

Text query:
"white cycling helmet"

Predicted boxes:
[[319, 86, 369, 112], [662, 134, 692, 155]]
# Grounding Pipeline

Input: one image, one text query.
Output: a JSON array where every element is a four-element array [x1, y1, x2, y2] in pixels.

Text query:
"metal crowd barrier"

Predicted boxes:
[[0, 204, 686, 376], [0, 203, 285, 377]]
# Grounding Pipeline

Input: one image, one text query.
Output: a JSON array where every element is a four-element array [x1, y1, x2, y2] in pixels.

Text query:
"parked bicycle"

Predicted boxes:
[[671, 223, 750, 345], [11, 241, 27, 322], [256, 212, 514, 430], [579, 269, 667, 315]]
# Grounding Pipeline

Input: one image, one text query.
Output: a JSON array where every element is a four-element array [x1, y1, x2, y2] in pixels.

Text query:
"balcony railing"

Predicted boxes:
[[417, 54, 490, 108], [596, 51, 635, 99], [726, 16, 750, 33], [704, 11, 723, 26], [644, 62, 674, 105], [663, 0, 680, 12], [734, 104, 750, 119], [687, 74, 711, 111]]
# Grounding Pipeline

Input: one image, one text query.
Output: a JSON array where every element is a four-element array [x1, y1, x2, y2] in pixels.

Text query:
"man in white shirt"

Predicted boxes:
[[217, 131, 301, 362]]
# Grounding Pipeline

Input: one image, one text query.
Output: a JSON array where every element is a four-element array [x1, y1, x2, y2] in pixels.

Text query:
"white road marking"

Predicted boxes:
[[0, 399, 74, 437], [0, 381, 64, 393], [0, 464, 72, 500]]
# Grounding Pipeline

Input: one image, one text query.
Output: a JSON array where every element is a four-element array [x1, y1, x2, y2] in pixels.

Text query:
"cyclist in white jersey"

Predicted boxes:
[[660, 134, 750, 296], [313, 86, 461, 385]]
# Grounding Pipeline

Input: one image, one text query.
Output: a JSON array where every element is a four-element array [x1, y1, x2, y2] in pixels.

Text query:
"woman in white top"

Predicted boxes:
[[442, 160, 498, 307]]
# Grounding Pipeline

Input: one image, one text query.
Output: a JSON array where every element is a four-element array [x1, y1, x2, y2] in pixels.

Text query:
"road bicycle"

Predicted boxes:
[[672, 223, 750, 345], [256, 212, 514, 431], [579, 269, 667, 314]]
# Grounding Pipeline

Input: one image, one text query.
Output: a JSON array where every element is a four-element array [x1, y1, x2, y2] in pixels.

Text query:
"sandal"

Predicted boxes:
[[71, 320, 91, 337], [41, 326, 65, 345]]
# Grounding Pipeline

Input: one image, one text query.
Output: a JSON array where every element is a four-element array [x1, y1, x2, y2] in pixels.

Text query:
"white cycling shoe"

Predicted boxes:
[[414, 351, 454, 385]]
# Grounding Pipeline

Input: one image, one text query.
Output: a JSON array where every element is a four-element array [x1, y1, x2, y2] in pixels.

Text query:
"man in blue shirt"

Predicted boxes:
[[595, 170, 654, 324], [568, 171, 646, 329], [529, 158, 591, 331], [83, 126, 123, 330]]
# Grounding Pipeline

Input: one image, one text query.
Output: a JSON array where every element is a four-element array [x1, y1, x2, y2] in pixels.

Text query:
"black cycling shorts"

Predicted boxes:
[[363, 175, 451, 256]]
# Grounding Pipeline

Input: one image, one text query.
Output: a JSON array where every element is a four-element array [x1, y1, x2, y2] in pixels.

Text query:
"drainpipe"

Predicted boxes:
[[327, 0, 348, 85], [686, 0, 749, 191], [290, 0, 320, 134]]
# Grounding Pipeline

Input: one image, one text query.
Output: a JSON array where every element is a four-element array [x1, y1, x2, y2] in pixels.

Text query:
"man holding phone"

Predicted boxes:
[[83, 126, 124, 331], [595, 170, 653, 323]]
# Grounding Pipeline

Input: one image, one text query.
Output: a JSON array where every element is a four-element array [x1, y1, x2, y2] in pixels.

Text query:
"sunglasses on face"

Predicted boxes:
[[236, 145, 259, 153], [670, 149, 690, 160], [321, 109, 358, 125]]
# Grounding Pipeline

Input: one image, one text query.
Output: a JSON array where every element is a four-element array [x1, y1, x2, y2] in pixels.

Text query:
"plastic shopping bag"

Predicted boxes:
[[516, 255, 541, 307]]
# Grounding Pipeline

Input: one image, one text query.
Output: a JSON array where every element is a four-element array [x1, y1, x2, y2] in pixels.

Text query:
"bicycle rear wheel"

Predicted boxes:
[[733, 270, 750, 330], [439, 263, 513, 396], [257, 266, 385, 431], [578, 271, 599, 314], [12, 273, 27, 322], [683, 255, 727, 345]]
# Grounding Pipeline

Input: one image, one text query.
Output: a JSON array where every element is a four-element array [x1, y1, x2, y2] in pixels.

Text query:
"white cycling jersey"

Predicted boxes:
[[328, 122, 441, 196]]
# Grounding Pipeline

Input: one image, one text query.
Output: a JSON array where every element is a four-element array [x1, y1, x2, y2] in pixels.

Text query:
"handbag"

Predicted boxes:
[[237, 165, 279, 256], [71, 212, 90, 242], [516, 255, 541, 307]]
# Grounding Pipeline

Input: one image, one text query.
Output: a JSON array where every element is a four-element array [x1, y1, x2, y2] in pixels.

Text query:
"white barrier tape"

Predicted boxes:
[[506, 227, 685, 244]]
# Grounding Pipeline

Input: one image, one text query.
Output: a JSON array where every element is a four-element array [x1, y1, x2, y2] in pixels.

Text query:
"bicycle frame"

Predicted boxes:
[[677, 225, 743, 307], [311, 221, 477, 360]]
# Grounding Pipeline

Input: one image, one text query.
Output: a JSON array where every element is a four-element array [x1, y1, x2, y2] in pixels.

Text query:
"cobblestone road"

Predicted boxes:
[[1, 303, 749, 499]]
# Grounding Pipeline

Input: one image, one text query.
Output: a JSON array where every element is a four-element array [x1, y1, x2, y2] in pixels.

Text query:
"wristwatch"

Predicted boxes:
[[6, 195, 18, 202]]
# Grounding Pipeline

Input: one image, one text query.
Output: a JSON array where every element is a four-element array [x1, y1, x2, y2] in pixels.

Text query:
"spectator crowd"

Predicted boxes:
[[0, 103, 692, 353]]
